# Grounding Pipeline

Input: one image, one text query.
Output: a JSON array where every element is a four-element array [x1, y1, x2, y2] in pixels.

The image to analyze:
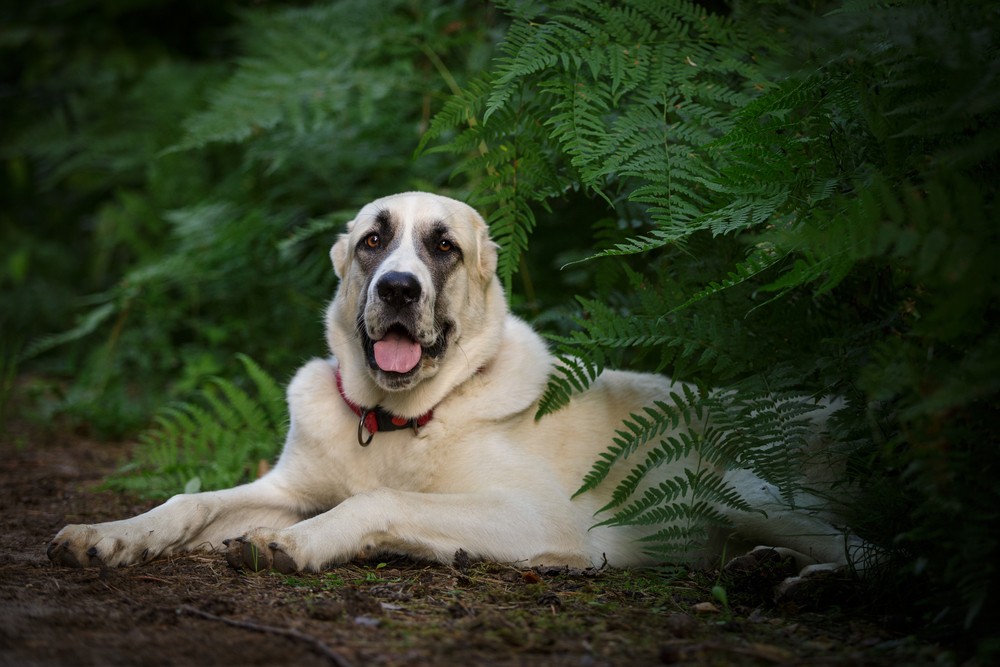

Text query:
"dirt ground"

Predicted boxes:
[[0, 418, 956, 667]]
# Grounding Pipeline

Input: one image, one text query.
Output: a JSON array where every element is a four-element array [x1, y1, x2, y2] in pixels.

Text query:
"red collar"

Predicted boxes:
[[335, 369, 433, 446]]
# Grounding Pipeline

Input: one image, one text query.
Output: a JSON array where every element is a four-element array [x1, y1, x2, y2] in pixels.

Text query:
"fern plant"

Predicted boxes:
[[421, 0, 767, 294], [424, 0, 829, 564], [423, 0, 1000, 650], [105, 355, 287, 498], [573, 371, 824, 559], [8, 0, 997, 653], [10, 0, 500, 434]]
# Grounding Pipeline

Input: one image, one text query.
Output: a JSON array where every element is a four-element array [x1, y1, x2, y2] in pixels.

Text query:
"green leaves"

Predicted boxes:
[[423, 1, 1000, 636], [8, 0, 499, 434], [175, 0, 415, 152], [105, 355, 287, 498], [421, 0, 761, 293], [571, 376, 821, 558], [8, 0, 998, 647]]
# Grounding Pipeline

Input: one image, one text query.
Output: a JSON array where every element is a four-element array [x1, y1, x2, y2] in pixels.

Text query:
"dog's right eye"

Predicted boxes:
[[364, 233, 381, 249]]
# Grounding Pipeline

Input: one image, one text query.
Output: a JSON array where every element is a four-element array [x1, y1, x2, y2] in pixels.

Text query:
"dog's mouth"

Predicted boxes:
[[362, 321, 452, 379], [372, 325, 423, 374]]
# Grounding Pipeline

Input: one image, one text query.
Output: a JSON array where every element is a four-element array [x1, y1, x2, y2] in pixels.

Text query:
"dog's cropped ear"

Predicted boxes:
[[330, 232, 351, 279]]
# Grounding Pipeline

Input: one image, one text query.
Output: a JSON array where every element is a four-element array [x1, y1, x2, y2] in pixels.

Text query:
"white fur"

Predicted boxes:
[[49, 192, 862, 575]]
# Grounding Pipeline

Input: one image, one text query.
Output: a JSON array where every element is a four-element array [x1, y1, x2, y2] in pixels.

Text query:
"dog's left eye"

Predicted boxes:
[[436, 239, 454, 253]]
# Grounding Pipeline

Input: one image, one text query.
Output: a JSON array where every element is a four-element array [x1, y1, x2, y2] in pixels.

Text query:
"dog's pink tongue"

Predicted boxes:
[[373, 331, 422, 373]]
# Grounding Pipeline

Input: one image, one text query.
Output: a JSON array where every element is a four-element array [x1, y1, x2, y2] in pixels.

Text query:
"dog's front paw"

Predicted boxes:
[[47, 525, 96, 568], [47, 524, 127, 568], [224, 530, 303, 574]]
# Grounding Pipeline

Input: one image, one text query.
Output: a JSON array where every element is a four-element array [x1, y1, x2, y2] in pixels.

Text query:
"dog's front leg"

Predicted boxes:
[[231, 487, 582, 573], [48, 476, 306, 568]]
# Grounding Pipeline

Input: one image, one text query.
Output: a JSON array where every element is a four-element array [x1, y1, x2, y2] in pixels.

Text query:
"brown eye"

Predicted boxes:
[[365, 233, 380, 249], [437, 239, 453, 253]]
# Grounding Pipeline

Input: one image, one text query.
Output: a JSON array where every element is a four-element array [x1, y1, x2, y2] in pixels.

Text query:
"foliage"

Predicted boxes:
[[2, 0, 500, 436], [421, 0, 766, 293], [5, 0, 998, 655], [0, 343, 18, 433], [422, 0, 1000, 653], [104, 354, 286, 498], [422, 0, 816, 559]]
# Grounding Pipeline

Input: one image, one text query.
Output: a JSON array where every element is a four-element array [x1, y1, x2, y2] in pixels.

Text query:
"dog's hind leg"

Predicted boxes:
[[709, 469, 873, 607], [717, 468, 866, 572]]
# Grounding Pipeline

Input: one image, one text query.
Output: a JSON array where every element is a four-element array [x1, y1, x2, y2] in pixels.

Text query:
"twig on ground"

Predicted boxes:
[[176, 604, 353, 667]]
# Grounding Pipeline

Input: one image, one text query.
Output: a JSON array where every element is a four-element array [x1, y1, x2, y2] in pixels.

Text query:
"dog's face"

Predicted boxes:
[[328, 193, 501, 400]]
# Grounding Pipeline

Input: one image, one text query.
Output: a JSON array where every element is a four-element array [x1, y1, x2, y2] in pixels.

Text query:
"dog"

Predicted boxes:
[[48, 192, 862, 578]]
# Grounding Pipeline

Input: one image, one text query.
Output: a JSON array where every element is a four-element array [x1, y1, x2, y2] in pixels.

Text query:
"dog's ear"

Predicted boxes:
[[472, 212, 499, 283], [477, 235, 499, 282], [330, 232, 351, 279]]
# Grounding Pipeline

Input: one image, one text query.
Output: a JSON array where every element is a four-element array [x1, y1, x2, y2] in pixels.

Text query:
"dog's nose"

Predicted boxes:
[[376, 271, 421, 310]]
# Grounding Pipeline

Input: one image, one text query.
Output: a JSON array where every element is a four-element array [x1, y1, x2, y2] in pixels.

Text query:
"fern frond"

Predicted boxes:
[[535, 352, 604, 418], [634, 524, 714, 556], [277, 212, 353, 257], [417, 74, 493, 155], [575, 388, 699, 497], [173, 0, 411, 152], [213, 377, 271, 434], [424, 0, 765, 287], [106, 355, 288, 498], [595, 439, 692, 514], [665, 247, 785, 315], [20, 302, 118, 362], [235, 353, 287, 430], [594, 481, 694, 528], [198, 383, 243, 432]]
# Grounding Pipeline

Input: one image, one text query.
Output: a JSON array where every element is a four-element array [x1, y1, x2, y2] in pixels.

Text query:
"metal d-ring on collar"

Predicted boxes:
[[358, 409, 375, 447], [336, 369, 434, 447], [355, 406, 428, 447]]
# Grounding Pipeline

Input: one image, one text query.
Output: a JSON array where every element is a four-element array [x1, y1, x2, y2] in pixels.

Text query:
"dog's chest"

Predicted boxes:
[[333, 433, 444, 495]]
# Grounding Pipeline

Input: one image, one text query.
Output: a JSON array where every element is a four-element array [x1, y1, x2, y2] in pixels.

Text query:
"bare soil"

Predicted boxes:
[[0, 419, 954, 667]]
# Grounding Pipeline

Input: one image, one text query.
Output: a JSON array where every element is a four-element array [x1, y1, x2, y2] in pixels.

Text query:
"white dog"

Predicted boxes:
[[48, 192, 861, 577]]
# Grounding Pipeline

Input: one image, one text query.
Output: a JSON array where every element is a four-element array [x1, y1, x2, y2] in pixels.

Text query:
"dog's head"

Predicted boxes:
[[327, 192, 505, 414]]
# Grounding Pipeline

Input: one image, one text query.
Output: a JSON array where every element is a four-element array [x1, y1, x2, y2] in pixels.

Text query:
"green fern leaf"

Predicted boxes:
[[106, 355, 287, 498]]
